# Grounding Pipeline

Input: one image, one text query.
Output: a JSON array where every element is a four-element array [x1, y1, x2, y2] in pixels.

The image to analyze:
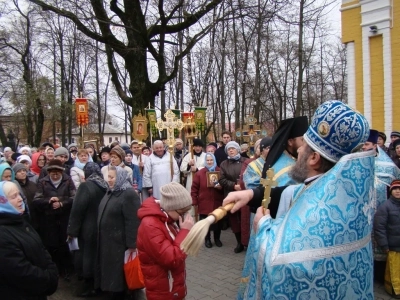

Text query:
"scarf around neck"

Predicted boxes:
[[227, 153, 241, 161], [50, 177, 62, 188], [74, 158, 86, 170]]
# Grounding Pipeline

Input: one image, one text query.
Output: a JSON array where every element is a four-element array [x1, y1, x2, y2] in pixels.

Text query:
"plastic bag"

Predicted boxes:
[[124, 249, 145, 290]]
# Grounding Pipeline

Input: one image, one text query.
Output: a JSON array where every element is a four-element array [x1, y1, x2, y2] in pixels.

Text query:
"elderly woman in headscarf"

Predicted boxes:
[[67, 162, 108, 297], [44, 147, 55, 163], [219, 141, 247, 253], [0, 181, 58, 299], [95, 166, 140, 300], [0, 163, 30, 222], [191, 152, 224, 248]]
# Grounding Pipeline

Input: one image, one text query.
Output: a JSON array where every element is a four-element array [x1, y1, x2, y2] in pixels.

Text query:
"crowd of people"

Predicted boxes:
[[0, 101, 400, 299], [0, 137, 241, 299]]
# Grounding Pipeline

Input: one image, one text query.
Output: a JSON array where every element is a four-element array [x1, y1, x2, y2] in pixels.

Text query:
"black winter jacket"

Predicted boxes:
[[67, 181, 107, 278], [17, 178, 39, 230], [219, 157, 247, 197], [95, 188, 140, 292], [214, 146, 227, 167], [0, 213, 58, 299], [374, 196, 400, 252], [33, 174, 76, 248]]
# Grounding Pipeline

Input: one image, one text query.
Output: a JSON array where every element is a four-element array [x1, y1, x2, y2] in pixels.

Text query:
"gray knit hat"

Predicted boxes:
[[159, 182, 192, 211], [54, 147, 69, 157], [225, 141, 240, 154], [12, 163, 27, 174], [391, 131, 400, 138]]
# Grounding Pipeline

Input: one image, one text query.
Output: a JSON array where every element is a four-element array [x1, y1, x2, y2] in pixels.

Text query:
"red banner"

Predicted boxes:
[[75, 98, 89, 126], [182, 112, 194, 124]]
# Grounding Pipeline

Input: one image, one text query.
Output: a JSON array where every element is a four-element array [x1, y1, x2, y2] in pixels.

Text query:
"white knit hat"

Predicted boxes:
[[17, 155, 32, 166], [19, 146, 32, 157], [159, 182, 192, 211]]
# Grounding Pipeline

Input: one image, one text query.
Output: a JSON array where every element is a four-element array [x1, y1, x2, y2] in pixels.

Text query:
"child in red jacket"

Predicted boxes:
[[137, 182, 194, 300]]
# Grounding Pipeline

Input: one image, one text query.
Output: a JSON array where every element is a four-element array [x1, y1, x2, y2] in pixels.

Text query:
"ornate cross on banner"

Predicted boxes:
[[235, 115, 267, 157], [260, 168, 277, 213], [155, 109, 185, 151]]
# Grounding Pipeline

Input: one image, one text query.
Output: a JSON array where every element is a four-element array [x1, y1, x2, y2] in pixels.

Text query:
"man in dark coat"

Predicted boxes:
[[215, 131, 232, 166], [67, 162, 108, 297], [34, 159, 76, 280]]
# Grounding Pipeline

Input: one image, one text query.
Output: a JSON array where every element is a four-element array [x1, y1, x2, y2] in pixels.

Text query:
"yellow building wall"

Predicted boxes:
[[369, 35, 384, 130], [341, 3, 364, 114], [392, 4, 400, 130]]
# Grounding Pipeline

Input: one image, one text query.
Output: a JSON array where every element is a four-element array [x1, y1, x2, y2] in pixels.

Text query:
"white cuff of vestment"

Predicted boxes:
[[257, 214, 271, 232]]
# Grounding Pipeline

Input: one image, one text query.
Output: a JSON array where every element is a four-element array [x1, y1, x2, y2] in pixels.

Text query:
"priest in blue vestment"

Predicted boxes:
[[225, 100, 374, 299]]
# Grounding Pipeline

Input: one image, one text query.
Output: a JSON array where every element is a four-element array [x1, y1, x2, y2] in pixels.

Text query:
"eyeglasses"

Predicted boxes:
[[175, 209, 190, 219], [38, 159, 46, 161]]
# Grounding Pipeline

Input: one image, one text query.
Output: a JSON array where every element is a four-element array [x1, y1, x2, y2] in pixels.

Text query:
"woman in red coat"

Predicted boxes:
[[137, 182, 194, 300], [191, 152, 224, 248]]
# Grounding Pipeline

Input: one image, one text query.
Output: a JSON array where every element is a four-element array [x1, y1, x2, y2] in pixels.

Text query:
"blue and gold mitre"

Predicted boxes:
[[304, 100, 370, 162]]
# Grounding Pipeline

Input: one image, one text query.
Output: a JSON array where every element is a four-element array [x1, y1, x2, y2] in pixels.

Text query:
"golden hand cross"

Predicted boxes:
[[260, 168, 277, 212]]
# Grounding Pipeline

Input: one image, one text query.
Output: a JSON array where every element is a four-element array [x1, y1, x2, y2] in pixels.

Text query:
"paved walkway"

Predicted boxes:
[[50, 230, 396, 299]]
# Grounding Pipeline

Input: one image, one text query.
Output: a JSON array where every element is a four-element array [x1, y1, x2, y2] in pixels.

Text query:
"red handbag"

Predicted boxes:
[[124, 250, 145, 290]]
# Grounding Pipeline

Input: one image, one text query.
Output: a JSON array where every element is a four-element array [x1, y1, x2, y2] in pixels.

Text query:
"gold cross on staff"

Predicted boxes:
[[155, 109, 185, 152], [155, 109, 185, 181], [260, 168, 277, 213]]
